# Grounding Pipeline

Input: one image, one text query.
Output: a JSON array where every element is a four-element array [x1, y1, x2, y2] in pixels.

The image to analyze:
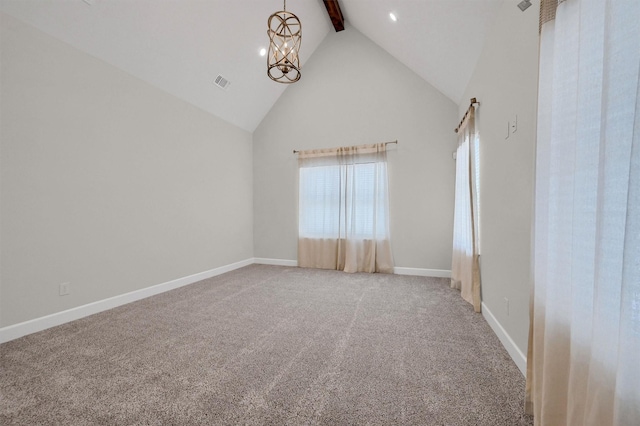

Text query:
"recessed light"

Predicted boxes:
[[259, 48, 267, 57], [389, 12, 397, 22]]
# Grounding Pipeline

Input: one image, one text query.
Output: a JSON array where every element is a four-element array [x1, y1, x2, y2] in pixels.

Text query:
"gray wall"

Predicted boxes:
[[253, 26, 458, 270], [460, 0, 539, 354], [0, 14, 254, 327]]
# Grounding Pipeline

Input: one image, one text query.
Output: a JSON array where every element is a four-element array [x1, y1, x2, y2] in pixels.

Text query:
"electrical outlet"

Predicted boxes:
[[504, 297, 509, 316], [59, 282, 70, 296]]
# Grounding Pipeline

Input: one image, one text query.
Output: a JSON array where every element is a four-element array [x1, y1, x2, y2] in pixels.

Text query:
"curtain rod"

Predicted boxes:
[[293, 140, 397, 154], [454, 98, 479, 133]]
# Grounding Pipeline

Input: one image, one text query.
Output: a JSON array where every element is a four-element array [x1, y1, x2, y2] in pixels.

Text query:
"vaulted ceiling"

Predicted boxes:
[[1, 0, 503, 132]]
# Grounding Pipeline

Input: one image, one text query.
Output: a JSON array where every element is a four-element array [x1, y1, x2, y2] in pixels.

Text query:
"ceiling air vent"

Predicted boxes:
[[213, 75, 231, 90]]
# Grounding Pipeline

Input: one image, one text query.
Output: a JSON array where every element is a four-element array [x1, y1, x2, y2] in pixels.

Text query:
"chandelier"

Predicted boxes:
[[267, 0, 302, 83]]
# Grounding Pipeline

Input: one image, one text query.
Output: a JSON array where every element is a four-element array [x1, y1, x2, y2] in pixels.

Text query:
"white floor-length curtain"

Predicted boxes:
[[451, 107, 481, 312], [526, 1, 640, 425], [297, 143, 394, 273]]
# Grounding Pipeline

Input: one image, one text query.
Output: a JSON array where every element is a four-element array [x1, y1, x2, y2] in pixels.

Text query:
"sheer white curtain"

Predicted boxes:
[[526, 0, 640, 425], [451, 107, 481, 312], [297, 143, 394, 273]]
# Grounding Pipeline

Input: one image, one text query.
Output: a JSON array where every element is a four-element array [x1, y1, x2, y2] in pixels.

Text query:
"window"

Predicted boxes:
[[296, 143, 393, 273], [472, 131, 481, 253], [298, 162, 388, 239]]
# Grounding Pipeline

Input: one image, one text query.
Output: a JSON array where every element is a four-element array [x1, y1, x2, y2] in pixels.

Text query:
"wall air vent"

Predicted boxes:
[[214, 75, 231, 90]]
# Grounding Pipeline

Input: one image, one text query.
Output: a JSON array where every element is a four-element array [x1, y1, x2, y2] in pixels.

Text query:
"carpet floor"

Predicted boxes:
[[1, 265, 532, 425]]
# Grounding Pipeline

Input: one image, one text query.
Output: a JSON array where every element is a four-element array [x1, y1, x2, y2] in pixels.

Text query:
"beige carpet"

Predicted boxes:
[[1, 265, 532, 425]]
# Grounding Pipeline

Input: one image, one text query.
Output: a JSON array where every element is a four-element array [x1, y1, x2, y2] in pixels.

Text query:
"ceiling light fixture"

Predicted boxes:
[[267, 0, 302, 84], [259, 48, 267, 57], [389, 12, 397, 22]]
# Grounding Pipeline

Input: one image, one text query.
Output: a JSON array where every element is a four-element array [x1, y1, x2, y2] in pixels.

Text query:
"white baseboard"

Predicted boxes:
[[251, 261, 450, 278], [481, 301, 527, 376], [0, 258, 254, 344], [394, 267, 451, 278], [253, 258, 298, 267]]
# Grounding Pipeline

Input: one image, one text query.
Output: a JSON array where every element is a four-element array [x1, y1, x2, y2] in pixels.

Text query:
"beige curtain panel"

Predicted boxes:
[[297, 143, 394, 273], [451, 107, 481, 312], [527, 0, 640, 424]]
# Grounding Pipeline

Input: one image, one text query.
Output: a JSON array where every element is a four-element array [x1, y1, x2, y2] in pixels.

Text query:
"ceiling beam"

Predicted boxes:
[[322, 0, 345, 32]]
